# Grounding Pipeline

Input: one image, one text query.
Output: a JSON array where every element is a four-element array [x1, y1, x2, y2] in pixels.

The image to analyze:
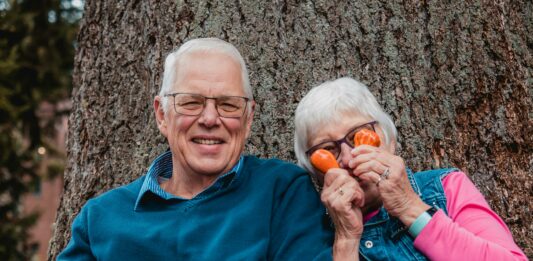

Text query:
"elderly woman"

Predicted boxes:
[[294, 77, 526, 260]]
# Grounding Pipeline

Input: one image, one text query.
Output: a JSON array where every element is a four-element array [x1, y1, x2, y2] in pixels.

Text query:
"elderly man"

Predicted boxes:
[[58, 38, 334, 260]]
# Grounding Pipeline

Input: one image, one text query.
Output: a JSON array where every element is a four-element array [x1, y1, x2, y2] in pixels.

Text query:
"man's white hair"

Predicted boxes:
[[159, 38, 253, 113], [294, 77, 397, 185]]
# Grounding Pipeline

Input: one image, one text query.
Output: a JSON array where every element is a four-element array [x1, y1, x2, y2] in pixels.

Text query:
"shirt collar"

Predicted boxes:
[[134, 150, 244, 210]]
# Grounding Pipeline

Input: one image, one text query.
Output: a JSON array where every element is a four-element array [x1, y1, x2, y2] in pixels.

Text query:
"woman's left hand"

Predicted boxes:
[[349, 145, 430, 225]]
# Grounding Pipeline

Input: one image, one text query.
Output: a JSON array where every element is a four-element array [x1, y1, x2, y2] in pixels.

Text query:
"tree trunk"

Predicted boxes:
[[49, 0, 532, 258]]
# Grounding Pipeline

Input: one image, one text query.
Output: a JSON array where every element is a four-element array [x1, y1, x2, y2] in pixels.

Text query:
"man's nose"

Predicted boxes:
[[198, 100, 220, 127], [338, 143, 353, 169]]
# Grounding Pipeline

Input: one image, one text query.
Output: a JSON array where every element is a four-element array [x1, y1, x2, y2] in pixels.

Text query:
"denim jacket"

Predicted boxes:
[[359, 168, 458, 261]]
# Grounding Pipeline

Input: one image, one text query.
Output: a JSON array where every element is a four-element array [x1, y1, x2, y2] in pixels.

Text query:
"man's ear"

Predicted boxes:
[[244, 101, 255, 139], [154, 96, 168, 138]]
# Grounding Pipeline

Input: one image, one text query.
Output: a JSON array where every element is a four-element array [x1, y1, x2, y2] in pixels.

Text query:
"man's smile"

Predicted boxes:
[[192, 138, 224, 145]]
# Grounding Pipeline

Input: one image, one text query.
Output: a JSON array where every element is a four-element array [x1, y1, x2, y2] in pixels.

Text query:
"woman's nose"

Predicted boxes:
[[338, 143, 353, 169]]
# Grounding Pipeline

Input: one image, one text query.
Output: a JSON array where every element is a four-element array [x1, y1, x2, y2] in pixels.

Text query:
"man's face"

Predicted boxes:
[[156, 52, 254, 177]]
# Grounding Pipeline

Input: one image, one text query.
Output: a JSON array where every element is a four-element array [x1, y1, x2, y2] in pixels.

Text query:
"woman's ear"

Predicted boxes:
[[387, 139, 397, 154], [154, 96, 168, 138]]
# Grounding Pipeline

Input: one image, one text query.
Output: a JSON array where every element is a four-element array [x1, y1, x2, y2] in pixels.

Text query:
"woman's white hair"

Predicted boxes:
[[159, 38, 253, 113], [294, 77, 397, 185]]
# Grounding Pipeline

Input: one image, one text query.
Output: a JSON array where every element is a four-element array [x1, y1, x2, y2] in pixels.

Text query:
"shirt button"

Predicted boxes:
[[365, 240, 373, 248]]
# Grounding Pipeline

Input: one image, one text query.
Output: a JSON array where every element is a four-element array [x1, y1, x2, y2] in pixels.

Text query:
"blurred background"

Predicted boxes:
[[0, 0, 83, 260]]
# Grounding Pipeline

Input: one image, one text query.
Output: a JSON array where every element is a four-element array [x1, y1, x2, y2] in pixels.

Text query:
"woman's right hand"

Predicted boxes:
[[321, 168, 364, 259]]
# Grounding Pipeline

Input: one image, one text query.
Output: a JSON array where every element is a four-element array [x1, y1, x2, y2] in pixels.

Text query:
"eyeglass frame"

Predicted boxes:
[[305, 121, 378, 160], [163, 92, 250, 118]]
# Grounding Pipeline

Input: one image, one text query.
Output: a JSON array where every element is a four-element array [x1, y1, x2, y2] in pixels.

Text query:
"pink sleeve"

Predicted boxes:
[[413, 171, 527, 261]]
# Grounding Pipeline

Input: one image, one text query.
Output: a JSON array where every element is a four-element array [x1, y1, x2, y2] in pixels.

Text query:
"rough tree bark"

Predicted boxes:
[[49, 0, 532, 258]]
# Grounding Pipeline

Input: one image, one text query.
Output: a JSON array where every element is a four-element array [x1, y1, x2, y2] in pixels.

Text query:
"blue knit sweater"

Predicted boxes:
[[58, 152, 333, 260]]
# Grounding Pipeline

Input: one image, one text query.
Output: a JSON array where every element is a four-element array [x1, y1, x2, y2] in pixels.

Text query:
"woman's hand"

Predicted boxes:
[[321, 168, 364, 260], [349, 145, 430, 226]]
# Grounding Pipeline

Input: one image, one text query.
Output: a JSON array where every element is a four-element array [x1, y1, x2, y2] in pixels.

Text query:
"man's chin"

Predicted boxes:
[[192, 166, 227, 176], [191, 143, 225, 156]]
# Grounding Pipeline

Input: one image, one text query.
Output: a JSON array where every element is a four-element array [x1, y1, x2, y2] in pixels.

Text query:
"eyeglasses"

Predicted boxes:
[[164, 93, 249, 118], [305, 121, 378, 160]]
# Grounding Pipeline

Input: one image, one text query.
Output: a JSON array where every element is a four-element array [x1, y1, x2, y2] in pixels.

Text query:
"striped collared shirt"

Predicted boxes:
[[134, 150, 243, 210]]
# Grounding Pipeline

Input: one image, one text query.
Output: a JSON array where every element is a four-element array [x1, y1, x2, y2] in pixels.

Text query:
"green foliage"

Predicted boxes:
[[0, 0, 81, 259]]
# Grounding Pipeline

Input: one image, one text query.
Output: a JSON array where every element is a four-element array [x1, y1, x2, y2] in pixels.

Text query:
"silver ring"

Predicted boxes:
[[376, 176, 382, 186], [338, 188, 344, 196], [382, 168, 390, 180]]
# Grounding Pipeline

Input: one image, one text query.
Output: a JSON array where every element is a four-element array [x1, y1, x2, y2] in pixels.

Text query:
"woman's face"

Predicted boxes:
[[307, 111, 395, 214]]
